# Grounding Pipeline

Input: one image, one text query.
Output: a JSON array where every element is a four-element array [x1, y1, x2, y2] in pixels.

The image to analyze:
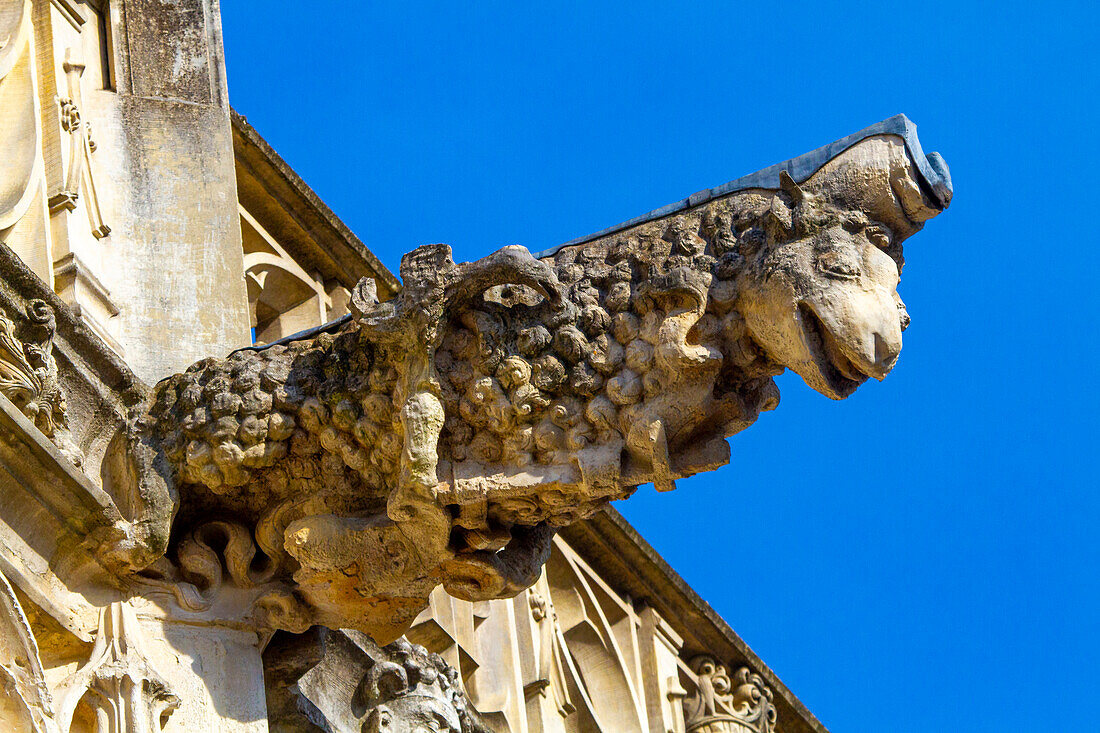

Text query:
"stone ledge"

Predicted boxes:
[[0, 391, 123, 641]]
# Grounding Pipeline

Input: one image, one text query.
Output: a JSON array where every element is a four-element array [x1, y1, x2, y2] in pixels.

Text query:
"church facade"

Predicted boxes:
[[0, 2, 950, 731]]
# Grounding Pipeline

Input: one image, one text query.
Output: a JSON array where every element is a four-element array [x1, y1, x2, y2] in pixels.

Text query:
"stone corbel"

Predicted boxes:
[[51, 253, 124, 357]]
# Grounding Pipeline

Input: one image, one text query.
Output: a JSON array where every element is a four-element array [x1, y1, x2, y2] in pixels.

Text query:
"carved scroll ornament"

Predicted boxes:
[[98, 119, 951, 643], [683, 657, 777, 733]]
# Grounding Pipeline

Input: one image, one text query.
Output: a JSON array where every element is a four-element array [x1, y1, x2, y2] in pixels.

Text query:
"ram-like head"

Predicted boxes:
[[735, 134, 949, 399]]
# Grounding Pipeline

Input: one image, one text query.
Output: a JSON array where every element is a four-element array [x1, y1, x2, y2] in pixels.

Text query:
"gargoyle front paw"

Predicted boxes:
[[441, 523, 555, 601]]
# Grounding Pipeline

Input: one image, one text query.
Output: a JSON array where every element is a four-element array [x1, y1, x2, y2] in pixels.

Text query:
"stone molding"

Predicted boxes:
[[49, 50, 110, 240], [0, 568, 56, 733], [54, 603, 179, 733], [0, 574, 179, 733]]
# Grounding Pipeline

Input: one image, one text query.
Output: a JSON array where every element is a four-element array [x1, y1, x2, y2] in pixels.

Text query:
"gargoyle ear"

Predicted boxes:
[[349, 277, 379, 319], [778, 170, 805, 204], [764, 195, 793, 242]]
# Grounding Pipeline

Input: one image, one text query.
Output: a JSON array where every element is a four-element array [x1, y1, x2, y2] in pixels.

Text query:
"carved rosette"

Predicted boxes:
[[683, 657, 777, 733]]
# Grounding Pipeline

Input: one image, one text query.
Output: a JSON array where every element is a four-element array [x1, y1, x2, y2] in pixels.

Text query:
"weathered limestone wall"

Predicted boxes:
[[136, 614, 268, 733], [77, 0, 250, 380], [3, 0, 250, 383]]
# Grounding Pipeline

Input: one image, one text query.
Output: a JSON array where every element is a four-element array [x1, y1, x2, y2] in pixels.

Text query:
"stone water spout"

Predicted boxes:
[[99, 115, 951, 642]]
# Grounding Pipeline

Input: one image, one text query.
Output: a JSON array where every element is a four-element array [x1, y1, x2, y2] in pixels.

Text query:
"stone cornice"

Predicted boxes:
[[562, 508, 830, 733], [0, 391, 121, 641], [230, 108, 402, 298]]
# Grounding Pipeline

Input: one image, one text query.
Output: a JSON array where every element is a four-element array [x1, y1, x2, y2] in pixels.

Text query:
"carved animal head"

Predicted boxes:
[[734, 171, 909, 399]]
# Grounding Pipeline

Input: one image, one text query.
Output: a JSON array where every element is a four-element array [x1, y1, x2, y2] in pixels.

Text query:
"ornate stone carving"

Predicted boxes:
[[357, 638, 489, 733], [99, 125, 951, 643], [0, 300, 81, 464], [682, 657, 776, 733], [55, 602, 180, 733], [520, 540, 653, 730], [267, 628, 488, 733], [131, 519, 311, 634], [524, 584, 573, 717], [0, 569, 57, 733], [49, 50, 111, 239]]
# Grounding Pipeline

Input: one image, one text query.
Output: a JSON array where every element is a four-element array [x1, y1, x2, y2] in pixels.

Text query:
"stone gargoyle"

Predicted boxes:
[[99, 115, 951, 641]]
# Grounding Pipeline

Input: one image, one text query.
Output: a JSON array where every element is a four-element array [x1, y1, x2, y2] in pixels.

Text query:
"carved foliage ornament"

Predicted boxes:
[[0, 300, 80, 463], [683, 657, 776, 733], [99, 122, 951, 642]]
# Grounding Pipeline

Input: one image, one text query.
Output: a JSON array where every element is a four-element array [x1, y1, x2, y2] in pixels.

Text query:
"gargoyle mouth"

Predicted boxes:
[[797, 303, 870, 399]]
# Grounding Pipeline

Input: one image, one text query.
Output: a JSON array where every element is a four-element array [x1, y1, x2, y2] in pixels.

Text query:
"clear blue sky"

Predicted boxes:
[[220, 3, 1097, 730]]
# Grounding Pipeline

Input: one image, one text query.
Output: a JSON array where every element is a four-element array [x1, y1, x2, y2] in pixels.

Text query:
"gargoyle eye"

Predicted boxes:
[[865, 225, 891, 249], [817, 248, 861, 280]]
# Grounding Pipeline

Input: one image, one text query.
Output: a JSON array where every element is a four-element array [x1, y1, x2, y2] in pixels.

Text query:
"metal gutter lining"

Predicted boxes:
[[533, 113, 952, 259]]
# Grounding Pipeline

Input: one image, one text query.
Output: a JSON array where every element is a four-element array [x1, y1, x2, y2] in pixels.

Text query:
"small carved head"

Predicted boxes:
[[735, 172, 909, 399], [356, 639, 486, 733]]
